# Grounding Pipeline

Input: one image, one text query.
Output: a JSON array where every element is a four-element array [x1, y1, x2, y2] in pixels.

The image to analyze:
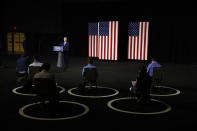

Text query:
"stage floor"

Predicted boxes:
[[0, 55, 197, 130]]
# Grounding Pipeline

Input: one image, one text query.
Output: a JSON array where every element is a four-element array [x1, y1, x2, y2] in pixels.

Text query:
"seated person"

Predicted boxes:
[[34, 63, 55, 81], [16, 54, 30, 76], [147, 58, 162, 77], [34, 63, 59, 107], [24, 55, 43, 91], [79, 58, 98, 90], [129, 67, 142, 95], [130, 65, 152, 104], [82, 58, 97, 75], [28, 55, 43, 77], [16, 54, 30, 85]]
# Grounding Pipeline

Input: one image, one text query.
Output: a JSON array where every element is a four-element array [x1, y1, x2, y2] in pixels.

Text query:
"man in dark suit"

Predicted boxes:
[[61, 36, 69, 69]]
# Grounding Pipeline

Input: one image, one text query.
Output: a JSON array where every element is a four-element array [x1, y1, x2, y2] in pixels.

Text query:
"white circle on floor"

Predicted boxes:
[[67, 86, 119, 98], [12, 85, 65, 96], [150, 85, 181, 96], [19, 101, 89, 120], [107, 97, 171, 115]]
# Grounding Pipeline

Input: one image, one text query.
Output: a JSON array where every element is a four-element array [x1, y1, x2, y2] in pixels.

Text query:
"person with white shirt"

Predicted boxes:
[[28, 55, 43, 74], [22, 55, 43, 91]]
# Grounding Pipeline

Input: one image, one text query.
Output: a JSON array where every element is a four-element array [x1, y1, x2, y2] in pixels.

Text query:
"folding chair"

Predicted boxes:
[[34, 78, 59, 105], [83, 68, 98, 88], [29, 66, 41, 80], [152, 67, 163, 89]]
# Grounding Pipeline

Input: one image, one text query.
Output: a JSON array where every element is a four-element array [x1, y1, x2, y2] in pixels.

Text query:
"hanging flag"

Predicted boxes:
[[128, 22, 149, 60], [88, 21, 119, 60], [88, 23, 98, 57]]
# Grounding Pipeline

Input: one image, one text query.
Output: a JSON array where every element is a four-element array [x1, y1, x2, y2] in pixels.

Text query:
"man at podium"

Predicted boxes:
[[61, 36, 69, 69], [53, 36, 70, 70]]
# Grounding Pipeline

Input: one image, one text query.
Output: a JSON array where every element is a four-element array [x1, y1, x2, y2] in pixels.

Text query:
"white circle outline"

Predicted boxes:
[[107, 97, 171, 115], [67, 86, 119, 98], [12, 85, 65, 96], [150, 85, 181, 96], [19, 101, 89, 120]]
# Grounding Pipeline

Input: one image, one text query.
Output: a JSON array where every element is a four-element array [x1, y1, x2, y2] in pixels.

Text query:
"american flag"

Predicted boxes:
[[88, 22, 98, 57], [128, 22, 149, 60], [88, 21, 119, 60]]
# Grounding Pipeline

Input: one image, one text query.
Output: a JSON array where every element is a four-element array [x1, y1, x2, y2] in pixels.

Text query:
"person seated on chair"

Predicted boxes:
[[28, 55, 43, 74], [147, 58, 162, 77], [135, 65, 152, 104], [81, 58, 98, 89], [24, 55, 43, 91], [34, 63, 59, 108], [129, 66, 147, 98], [82, 58, 98, 76], [16, 54, 30, 85]]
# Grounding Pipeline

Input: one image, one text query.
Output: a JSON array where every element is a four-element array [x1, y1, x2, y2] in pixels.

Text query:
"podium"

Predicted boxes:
[[53, 46, 65, 68]]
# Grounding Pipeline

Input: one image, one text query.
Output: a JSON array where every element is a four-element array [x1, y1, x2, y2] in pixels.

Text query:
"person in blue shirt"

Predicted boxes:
[[16, 54, 30, 77], [82, 58, 97, 77], [16, 54, 30, 86], [147, 58, 162, 77], [78, 58, 98, 91]]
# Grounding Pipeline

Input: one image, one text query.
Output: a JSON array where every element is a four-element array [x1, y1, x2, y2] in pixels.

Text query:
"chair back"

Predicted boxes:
[[152, 67, 163, 84], [29, 66, 41, 80], [83, 68, 98, 83], [34, 78, 57, 101]]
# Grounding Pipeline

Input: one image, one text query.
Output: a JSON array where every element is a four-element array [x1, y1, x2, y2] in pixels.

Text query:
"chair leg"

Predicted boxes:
[[151, 83, 156, 91], [130, 93, 138, 104]]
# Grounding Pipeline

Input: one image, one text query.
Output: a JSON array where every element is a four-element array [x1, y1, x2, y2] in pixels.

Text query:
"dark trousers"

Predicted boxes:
[[63, 52, 69, 67]]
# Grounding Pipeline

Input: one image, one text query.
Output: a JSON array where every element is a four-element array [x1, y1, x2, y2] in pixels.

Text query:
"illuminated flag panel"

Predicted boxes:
[[88, 21, 119, 60], [128, 22, 149, 60]]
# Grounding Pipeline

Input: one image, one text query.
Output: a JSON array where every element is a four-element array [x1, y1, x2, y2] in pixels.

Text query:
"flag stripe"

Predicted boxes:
[[88, 36, 91, 57], [140, 22, 143, 60], [128, 37, 131, 59], [135, 36, 138, 59], [99, 36, 102, 59], [92, 36, 94, 57], [115, 22, 118, 60], [106, 36, 108, 59], [145, 22, 149, 60], [141, 22, 145, 60], [138, 22, 141, 60], [109, 22, 112, 60], [132, 37, 135, 59]]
